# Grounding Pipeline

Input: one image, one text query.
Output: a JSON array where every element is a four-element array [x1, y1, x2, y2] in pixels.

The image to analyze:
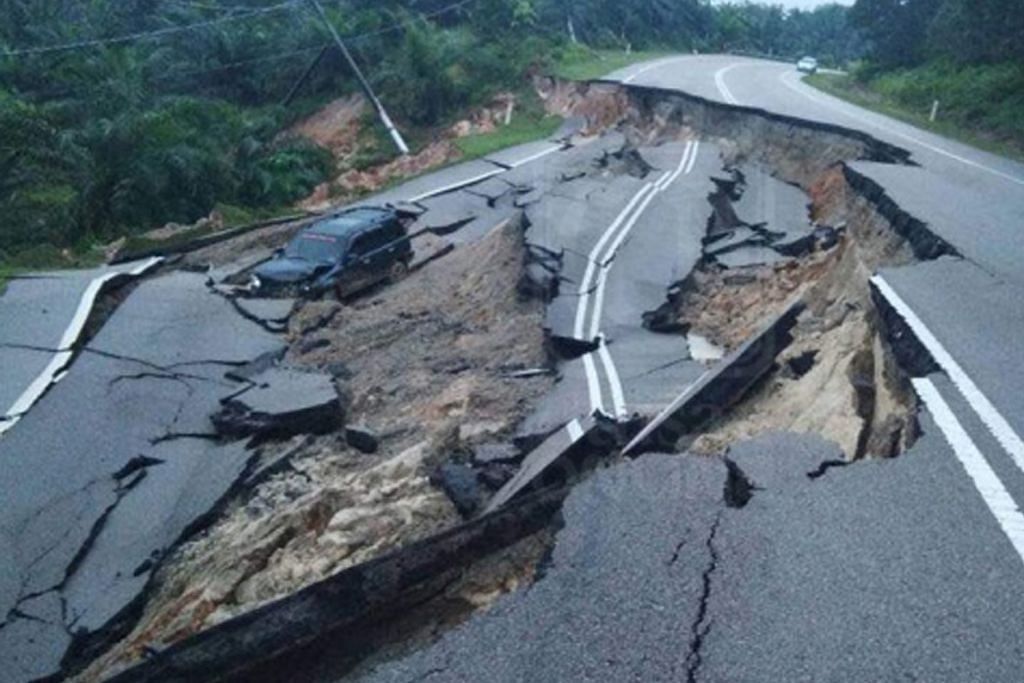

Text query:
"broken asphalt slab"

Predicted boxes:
[[0, 258, 162, 431], [213, 367, 341, 440], [729, 164, 813, 237], [699, 429, 1024, 683], [60, 440, 253, 637], [485, 412, 620, 514], [0, 271, 288, 682], [343, 452, 728, 683], [624, 298, 805, 455], [329, 428, 1024, 683]]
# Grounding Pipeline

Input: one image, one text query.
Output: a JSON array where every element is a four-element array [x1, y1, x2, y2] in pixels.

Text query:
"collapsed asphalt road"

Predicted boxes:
[[340, 430, 1024, 683], [0, 270, 346, 681], [5, 55, 1024, 683]]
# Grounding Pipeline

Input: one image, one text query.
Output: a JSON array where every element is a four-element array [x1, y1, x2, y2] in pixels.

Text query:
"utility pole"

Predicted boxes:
[[307, 0, 409, 156]]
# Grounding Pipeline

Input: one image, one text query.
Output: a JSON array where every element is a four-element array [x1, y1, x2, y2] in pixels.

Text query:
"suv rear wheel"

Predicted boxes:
[[388, 259, 409, 283]]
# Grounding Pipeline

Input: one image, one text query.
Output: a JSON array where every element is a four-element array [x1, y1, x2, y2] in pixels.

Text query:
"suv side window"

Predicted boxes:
[[383, 218, 404, 243], [350, 227, 388, 257]]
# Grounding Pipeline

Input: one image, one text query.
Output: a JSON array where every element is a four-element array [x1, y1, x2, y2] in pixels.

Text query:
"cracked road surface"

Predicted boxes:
[[344, 431, 1024, 683], [8, 53, 1024, 682], [0, 272, 286, 681], [0, 259, 161, 435]]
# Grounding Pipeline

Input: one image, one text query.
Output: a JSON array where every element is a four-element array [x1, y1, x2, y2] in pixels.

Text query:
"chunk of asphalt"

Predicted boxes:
[[430, 463, 484, 518], [703, 227, 771, 256], [472, 443, 521, 465], [234, 297, 294, 325], [712, 246, 792, 269], [624, 299, 806, 456], [477, 463, 517, 491], [773, 232, 817, 258], [212, 368, 341, 440], [484, 412, 621, 515], [60, 440, 254, 642], [730, 164, 814, 236], [345, 425, 379, 454]]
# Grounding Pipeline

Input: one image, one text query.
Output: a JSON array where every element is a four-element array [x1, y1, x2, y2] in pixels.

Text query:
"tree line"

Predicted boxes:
[[850, 0, 1024, 69], [0, 1, 862, 263]]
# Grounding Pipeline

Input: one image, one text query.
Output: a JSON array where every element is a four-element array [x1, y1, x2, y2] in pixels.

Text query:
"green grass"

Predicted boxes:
[[117, 202, 300, 257], [551, 45, 674, 82], [455, 115, 564, 160], [0, 245, 105, 295], [806, 63, 1024, 162]]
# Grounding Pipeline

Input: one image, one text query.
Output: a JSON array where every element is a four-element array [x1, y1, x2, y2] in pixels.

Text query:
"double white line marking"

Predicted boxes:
[[574, 141, 701, 418]]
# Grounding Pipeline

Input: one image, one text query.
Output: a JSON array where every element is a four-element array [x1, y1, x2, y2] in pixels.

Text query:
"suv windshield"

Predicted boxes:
[[284, 232, 345, 262]]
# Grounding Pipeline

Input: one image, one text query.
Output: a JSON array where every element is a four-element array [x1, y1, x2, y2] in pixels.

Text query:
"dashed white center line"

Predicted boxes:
[[913, 377, 1024, 567]]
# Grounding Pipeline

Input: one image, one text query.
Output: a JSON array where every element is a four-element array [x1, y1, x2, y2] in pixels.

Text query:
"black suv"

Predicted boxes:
[[251, 206, 414, 298]]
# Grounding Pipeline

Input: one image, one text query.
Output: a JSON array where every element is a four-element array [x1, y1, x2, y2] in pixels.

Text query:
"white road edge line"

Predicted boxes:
[[407, 169, 505, 203], [913, 377, 1024, 567], [622, 57, 688, 84], [872, 275, 1024, 476], [0, 257, 163, 437], [503, 144, 565, 169], [779, 71, 1024, 188]]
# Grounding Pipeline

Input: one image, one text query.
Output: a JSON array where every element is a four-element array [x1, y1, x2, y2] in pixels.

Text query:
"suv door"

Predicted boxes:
[[335, 227, 392, 298], [335, 231, 375, 298]]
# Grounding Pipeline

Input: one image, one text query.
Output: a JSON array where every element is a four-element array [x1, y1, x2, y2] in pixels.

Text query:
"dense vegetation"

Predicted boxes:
[[814, 0, 1024, 157], [0, 0, 861, 266]]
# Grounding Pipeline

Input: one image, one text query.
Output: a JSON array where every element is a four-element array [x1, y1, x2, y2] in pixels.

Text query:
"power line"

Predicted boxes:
[[4, 0, 482, 97], [143, 0, 479, 83], [0, 2, 298, 57]]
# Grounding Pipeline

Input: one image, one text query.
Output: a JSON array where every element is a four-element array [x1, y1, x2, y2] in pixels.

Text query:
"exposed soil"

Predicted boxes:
[[302, 139, 460, 211], [297, 92, 529, 212], [77, 220, 552, 680], [288, 93, 367, 159], [685, 234, 919, 460]]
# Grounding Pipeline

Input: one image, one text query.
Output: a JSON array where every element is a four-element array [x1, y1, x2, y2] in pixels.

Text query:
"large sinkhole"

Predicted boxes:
[[72, 79, 943, 683]]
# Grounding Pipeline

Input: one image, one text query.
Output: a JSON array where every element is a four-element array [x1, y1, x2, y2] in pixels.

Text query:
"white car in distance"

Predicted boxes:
[[797, 56, 819, 74]]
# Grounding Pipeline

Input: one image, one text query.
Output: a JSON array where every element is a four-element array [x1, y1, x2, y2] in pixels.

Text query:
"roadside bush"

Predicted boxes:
[[870, 61, 1024, 142]]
